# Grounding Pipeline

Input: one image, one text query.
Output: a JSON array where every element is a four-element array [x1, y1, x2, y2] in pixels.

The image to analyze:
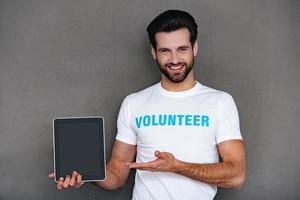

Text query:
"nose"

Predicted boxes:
[[169, 51, 180, 64]]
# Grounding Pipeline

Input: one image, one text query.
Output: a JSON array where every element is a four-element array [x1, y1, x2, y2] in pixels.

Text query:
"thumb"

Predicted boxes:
[[48, 172, 55, 179], [154, 150, 161, 157], [155, 151, 173, 159], [155, 150, 167, 158]]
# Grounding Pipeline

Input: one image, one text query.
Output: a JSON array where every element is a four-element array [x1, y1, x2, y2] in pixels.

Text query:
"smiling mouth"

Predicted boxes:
[[167, 63, 185, 71]]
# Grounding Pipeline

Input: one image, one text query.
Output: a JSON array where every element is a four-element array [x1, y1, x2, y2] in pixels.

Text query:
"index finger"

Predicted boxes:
[[127, 161, 156, 169]]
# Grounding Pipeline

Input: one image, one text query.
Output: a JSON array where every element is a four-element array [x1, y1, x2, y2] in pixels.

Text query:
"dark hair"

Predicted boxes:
[[147, 10, 198, 49]]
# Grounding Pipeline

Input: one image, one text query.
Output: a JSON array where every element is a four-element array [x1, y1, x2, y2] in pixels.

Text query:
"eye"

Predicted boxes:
[[159, 49, 169, 53], [179, 48, 188, 52]]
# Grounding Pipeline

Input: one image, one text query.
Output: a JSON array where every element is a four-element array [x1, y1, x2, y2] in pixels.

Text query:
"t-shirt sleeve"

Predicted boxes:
[[115, 96, 137, 145], [216, 93, 243, 144]]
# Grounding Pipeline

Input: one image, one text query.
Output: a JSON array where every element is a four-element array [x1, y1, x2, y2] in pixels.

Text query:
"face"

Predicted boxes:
[[151, 28, 198, 83]]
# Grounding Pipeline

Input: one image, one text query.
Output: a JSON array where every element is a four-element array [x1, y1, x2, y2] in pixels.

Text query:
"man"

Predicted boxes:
[[49, 10, 246, 200]]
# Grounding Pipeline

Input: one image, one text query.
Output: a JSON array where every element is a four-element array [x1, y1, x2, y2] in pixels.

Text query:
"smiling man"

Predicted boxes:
[[49, 10, 246, 200]]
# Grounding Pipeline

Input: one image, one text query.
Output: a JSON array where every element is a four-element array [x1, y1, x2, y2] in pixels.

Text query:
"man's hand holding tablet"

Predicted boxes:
[[48, 171, 84, 190]]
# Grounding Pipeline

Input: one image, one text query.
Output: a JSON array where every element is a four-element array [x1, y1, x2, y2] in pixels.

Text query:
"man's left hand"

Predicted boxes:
[[126, 151, 179, 173]]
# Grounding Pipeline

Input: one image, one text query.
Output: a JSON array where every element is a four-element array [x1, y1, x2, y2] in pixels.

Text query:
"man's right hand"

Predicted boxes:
[[48, 171, 84, 190]]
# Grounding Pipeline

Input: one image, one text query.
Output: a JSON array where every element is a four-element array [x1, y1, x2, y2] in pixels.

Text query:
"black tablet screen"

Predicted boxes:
[[54, 117, 105, 182]]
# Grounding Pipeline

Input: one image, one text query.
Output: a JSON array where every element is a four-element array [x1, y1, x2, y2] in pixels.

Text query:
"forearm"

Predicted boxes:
[[94, 169, 123, 190], [174, 160, 245, 189], [93, 141, 136, 190], [94, 161, 130, 190]]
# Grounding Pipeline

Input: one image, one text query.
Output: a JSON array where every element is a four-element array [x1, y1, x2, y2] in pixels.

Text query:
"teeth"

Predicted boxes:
[[169, 64, 183, 70]]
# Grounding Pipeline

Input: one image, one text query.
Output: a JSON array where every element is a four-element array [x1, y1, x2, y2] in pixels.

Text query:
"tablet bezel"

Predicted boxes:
[[52, 116, 106, 183]]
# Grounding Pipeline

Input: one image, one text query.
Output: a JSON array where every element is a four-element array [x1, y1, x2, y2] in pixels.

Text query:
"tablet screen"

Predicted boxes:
[[53, 117, 106, 182]]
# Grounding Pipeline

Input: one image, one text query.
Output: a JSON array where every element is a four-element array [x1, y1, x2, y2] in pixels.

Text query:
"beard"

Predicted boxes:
[[156, 57, 194, 83]]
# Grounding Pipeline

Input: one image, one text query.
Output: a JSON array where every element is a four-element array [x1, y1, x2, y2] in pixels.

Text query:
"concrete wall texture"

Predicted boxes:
[[0, 0, 299, 199]]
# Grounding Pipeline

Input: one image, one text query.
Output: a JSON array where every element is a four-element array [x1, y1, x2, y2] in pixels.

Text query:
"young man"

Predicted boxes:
[[49, 10, 246, 200]]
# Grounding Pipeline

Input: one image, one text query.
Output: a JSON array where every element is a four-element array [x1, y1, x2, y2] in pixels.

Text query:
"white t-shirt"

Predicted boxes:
[[116, 81, 242, 200]]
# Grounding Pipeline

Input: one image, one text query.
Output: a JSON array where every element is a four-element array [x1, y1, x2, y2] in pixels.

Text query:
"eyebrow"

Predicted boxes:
[[157, 45, 191, 52], [178, 45, 190, 49]]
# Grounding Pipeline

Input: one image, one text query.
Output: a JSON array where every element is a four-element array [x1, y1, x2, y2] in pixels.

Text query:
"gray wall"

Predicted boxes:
[[0, 0, 299, 199]]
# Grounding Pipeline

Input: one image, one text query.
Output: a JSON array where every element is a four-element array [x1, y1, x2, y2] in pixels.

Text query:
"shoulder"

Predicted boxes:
[[198, 83, 233, 102], [122, 83, 159, 104]]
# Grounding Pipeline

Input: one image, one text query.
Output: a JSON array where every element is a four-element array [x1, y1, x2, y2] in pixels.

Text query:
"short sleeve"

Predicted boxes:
[[216, 93, 243, 144], [115, 96, 137, 145]]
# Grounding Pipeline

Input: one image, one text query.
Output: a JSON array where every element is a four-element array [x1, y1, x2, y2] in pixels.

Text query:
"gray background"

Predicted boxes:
[[0, 0, 299, 199]]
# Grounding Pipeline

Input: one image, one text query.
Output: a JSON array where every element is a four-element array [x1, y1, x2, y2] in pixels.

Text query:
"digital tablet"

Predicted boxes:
[[53, 116, 106, 182]]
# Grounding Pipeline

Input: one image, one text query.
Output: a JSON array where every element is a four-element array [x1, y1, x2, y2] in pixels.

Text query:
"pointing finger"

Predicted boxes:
[[128, 161, 156, 169]]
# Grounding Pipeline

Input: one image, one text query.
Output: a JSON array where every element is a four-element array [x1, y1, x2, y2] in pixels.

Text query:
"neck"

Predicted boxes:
[[161, 71, 196, 92]]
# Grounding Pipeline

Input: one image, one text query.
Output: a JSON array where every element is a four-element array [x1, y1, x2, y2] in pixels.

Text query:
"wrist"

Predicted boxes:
[[172, 159, 185, 173]]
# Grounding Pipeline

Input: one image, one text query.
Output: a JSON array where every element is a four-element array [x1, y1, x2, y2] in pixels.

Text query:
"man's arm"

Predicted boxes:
[[175, 140, 246, 188], [95, 140, 136, 190], [127, 139, 246, 189]]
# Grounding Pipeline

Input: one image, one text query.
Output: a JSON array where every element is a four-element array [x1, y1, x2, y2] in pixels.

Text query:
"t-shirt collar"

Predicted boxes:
[[157, 81, 201, 98]]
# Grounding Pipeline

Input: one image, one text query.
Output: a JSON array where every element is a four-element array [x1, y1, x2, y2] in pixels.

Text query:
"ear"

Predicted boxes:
[[151, 46, 157, 60], [193, 40, 199, 57]]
